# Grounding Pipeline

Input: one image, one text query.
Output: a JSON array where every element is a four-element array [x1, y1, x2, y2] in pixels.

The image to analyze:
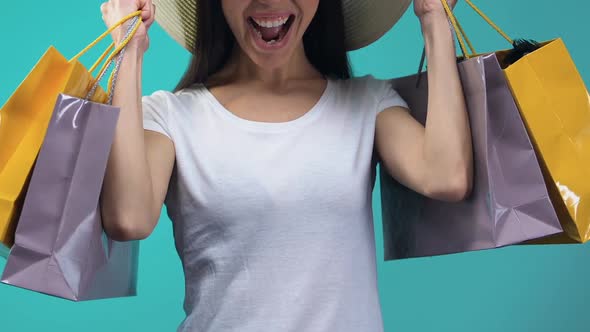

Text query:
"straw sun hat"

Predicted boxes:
[[153, 0, 413, 52]]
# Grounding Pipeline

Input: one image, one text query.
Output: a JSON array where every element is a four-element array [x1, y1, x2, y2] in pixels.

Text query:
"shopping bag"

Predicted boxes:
[[380, 51, 562, 260], [0, 48, 104, 252], [458, 0, 590, 243], [379, 54, 561, 260], [0, 13, 129, 251], [1, 13, 141, 301]]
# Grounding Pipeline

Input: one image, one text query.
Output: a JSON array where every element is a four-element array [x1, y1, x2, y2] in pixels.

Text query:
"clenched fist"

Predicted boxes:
[[101, 0, 156, 53], [414, 0, 458, 19]]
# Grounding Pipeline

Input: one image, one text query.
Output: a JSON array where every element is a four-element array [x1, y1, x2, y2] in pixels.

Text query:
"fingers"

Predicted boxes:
[[100, 0, 155, 43], [100, 2, 111, 27], [139, 0, 156, 28], [146, 1, 156, 28], [138, 0, 153, 20]]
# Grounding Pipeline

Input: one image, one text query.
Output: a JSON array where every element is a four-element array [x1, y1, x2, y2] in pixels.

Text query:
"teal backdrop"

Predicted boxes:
[[1, 0, 589, 331]]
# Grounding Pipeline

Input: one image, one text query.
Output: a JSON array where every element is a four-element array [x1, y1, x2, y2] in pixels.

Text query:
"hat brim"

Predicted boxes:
[[154, 0, 412, 52]]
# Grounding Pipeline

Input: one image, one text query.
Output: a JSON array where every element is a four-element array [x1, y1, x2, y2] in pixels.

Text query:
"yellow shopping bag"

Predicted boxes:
[[500, 39, 590, 244], [443, 0, 590, 243], [0, 11, 141, 251]]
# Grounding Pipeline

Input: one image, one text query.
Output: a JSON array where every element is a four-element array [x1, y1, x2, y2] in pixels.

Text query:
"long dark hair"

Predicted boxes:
[[175, 0, 351, 91]]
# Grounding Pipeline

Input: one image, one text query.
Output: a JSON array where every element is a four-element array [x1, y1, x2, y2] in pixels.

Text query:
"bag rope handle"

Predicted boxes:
[[463, 0, 514, 45], [84, 13, 142, 102], [70, 10, 142, 63], [441, 0, 515, 59]]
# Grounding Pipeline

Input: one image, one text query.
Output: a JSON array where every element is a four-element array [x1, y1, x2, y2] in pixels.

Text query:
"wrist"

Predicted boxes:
[[419, 12, 457, 59], [113, 23, 131, 45], [419, 12, 454, 43], [109, 43, 145, 68], [112, 36, 144, 55], [419, 11, 450, 32], [123, 42, 145, 61]]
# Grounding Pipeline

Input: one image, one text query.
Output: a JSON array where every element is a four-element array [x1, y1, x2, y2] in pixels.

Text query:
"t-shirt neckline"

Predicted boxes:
[[199, 79, 334, 132]]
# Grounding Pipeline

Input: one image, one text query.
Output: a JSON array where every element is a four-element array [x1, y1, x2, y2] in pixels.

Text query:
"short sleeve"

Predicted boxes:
[[142, 90, 173, 139], [370, 77, 408, 113]]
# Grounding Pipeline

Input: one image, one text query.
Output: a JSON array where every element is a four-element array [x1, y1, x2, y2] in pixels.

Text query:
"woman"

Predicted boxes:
[[100, 0, 472, 330]]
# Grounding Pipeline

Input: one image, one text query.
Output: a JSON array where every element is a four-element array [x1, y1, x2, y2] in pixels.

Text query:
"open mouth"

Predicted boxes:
[[248, 15, 295, 45]]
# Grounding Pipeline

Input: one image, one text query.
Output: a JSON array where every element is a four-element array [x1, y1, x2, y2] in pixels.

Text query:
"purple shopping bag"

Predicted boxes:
[[1, 16, 140, 300], [379, 53, 563, 260], [0, 93, 139, 301]]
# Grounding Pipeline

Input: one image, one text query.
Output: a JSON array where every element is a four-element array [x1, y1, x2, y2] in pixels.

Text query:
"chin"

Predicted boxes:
[[247, 50, 296, 71]]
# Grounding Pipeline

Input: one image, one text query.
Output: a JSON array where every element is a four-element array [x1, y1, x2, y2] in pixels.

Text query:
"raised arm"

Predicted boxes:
[[376, 0, 473, 202], [99, 0, 175, 241]]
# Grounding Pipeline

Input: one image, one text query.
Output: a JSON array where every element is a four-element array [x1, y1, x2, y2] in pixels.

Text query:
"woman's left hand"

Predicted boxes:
[[414, 0, 457, 20], [375, 0, 473, 202]]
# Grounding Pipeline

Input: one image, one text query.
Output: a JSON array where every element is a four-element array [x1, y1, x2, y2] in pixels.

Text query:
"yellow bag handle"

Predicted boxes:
[[68, 11, 143, 99], [86, 14, 143, 101], [417, 0, 515, 84], [463, 0, 514, 45], [89, 43, 114, 74], [416, 0, 476, 85], [440, 0, 473, 58], [440, 0, 514, 59], [70, 11, 141, 64], [102, 17, 142, 97]]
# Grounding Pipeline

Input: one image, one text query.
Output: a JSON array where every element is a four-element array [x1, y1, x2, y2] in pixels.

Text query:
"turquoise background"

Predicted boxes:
[[1, 0, 589, 331]]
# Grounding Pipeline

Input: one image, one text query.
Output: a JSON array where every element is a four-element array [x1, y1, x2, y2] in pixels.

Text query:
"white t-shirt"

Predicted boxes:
[[142, 75, 407, 332]]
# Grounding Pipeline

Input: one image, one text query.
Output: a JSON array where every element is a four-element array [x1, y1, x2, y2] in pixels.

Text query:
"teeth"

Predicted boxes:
[[252, 16, 289, 28]]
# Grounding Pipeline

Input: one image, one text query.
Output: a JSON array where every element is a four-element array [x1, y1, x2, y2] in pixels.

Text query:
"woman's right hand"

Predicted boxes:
[[101, 0, 156, 53], [100, 0, 174, 241]]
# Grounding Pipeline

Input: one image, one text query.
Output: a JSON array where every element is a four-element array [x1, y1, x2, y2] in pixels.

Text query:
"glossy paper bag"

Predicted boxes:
[[500, 39, 590, 243], [0, 48, 107, 252], [1, 13, 141, 300], [455, 0, 590, 243], [1, 94, 139, 300], [380, 53, 562, 260]]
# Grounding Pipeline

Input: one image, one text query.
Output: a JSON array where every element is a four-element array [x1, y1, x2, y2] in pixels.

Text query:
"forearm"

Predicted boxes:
[[421, 13, 473, 198], [101, 45, 156, 239]]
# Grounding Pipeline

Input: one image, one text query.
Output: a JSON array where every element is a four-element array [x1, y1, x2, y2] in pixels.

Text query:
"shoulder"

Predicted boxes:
[[333, 75, 395, 99], [142, 85, 207, 111], [332, 75, 407, 111], [141, 84, 215, 124], [141, 85, 213, 138]]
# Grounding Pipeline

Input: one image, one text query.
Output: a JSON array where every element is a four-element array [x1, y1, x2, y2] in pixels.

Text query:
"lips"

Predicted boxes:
[[247, 14, 295, 45]]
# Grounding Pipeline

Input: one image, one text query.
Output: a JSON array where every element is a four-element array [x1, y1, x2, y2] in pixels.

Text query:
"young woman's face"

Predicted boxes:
[[221, 0, 320, 70]]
